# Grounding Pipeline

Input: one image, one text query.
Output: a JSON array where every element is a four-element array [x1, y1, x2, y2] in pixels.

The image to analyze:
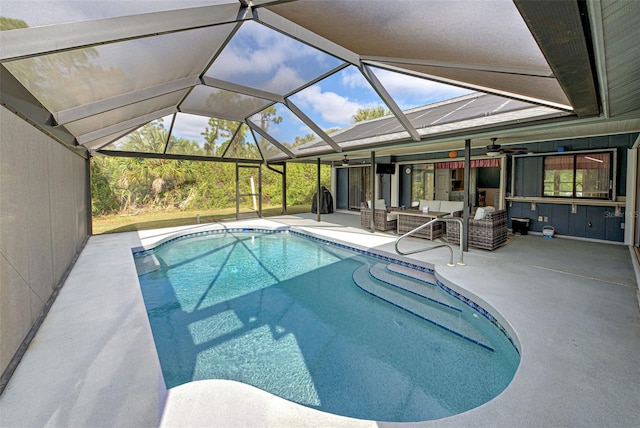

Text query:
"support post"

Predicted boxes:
[[370, 151, 376, 233], [235, 162, 240, 220], [463, 139, 471, 252], [282, 163, 287, 214], [316, 158, 321, 222], [258, 164, 262, 218], [86, 156, 93, 236]]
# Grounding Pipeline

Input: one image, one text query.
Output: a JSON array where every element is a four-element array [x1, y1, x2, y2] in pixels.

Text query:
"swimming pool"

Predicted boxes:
[[135, 229, 519, 422]]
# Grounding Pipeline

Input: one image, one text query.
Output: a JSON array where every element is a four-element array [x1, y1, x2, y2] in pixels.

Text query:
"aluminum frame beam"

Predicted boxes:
[[284, 99, 342, 152], [96, 149, 264, 164], [245, 118, 296, 159], [201, 77, 284, 103], [360, 64, 421, 142], [514, 0, 600, 118], [361, 55, 554, 78], [1, 3, 250, 63]]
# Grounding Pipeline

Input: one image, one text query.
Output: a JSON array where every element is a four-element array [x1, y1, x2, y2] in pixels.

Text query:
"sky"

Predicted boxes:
[[3, 1, 474, 150]]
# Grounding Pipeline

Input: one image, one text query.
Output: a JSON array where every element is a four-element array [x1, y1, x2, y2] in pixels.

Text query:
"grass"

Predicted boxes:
[[92, 205, 313, 234]]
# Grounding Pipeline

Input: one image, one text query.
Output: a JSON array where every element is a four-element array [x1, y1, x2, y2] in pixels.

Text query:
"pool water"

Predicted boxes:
[[136, 231, 519, 422]]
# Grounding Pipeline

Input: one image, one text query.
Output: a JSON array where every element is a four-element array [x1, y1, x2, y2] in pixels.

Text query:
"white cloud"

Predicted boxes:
[[209, 21, 332, 90], [263, 66, 306, 94], [341, 68, 371, 89], [172, 114, 209, 144], [294, 85, 371, 126]]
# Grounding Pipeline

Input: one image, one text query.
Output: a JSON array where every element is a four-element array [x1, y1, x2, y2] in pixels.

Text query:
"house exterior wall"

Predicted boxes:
[[508, 133, 637, 242], [334, 133, 638, 242], [0, 106, 90, 377]]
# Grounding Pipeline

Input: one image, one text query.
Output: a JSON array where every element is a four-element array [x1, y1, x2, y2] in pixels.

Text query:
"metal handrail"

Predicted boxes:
[[394, 217, 465, 266]]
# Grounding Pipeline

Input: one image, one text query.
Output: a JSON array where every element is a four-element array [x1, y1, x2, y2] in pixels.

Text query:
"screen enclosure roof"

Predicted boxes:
[[1, 0, 639, 163]]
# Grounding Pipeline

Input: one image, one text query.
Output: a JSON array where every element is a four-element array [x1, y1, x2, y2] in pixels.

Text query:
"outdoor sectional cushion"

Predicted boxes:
[[474, 206, 496, 220], [367, 199, 388, 210], [418, 200, 441, 212], [440, 201, 464, 216]]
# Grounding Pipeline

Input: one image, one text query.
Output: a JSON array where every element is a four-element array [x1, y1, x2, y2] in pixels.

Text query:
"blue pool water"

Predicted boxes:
[[135, 231, 519, 422]]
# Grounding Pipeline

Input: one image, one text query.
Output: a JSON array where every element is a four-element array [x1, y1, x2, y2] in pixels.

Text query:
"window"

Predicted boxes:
[[543, 152, 611, 199]]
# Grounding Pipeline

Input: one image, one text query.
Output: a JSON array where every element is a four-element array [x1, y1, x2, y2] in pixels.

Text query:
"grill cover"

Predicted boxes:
[[311, 186, 334, 214]]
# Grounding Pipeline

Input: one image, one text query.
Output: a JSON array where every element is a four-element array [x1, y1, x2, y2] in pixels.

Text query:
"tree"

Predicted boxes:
[[352, 106, 390, 122], [0, 16, 27, 30]]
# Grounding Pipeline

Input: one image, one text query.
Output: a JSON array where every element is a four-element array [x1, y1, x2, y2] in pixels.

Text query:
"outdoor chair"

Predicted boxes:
[[446, 208, 508, 250], [360, 199, 398, 231]]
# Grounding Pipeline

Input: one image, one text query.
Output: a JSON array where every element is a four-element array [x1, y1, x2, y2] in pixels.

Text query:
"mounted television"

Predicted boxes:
[[376, 163, 395, 174]]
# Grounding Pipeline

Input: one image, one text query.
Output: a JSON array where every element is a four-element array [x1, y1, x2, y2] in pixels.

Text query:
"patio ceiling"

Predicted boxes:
[[1, 0, 639, 163]]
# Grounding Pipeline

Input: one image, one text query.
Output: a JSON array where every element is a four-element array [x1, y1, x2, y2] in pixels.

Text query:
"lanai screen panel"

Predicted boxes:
[[103, 114, 174, 154], [167, 113, 241, 157], [0, 0, 237, 29], [288, 65, 404, 144], [3, 24, 234, 113], [64, 90, 188, 138], [223, 124, 262, 161], [205, 20, 344, 96], [181, 85, 273, 122], [249, 103, 324, 156]]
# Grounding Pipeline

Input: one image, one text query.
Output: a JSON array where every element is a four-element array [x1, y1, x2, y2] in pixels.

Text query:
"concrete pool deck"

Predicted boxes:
[[1, 212, 639, 427]]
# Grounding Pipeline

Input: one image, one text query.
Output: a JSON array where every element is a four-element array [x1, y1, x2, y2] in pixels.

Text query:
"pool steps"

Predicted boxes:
[[370, 263, 460, 312], [353, 263, 494, 352]]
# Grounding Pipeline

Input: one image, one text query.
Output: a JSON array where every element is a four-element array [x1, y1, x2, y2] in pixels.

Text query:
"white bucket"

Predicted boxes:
[[543, 225, 555, 238]]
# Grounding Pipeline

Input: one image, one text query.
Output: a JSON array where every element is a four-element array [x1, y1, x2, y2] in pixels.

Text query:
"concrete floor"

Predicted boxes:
[[1, 212, 639, 427]]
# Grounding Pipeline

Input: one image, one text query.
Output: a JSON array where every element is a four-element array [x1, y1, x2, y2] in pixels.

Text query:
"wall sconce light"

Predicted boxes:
[[530, 202, 536, 210], [571, 203, 577, 214]]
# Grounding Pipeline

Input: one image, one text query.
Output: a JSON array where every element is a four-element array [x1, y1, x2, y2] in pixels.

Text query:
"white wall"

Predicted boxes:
[[0, 106, 90, 376]]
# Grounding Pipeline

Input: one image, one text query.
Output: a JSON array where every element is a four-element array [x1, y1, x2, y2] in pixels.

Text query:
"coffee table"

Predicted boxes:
[[392, 210, 449, 240]]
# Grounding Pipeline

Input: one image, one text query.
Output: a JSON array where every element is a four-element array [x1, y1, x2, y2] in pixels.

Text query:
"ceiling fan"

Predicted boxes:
[[485, 138, 528, 156], [341, 154, 350, 166]]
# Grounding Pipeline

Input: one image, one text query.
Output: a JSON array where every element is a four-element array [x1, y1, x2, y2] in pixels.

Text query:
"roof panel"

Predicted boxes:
[[4, 24, 234, 112], [0, 0, 236, 29], [266, 0, 550, 73], [205, 20, 344, 96], [180, 85, 273, 122]]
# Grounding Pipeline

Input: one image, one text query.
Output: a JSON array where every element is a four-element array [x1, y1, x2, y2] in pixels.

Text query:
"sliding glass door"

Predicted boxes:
[[348, 166, 372, 210]]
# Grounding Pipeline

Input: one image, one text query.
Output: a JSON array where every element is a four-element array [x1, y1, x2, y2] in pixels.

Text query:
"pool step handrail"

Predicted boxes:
[[394, 217, 465, 266]]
